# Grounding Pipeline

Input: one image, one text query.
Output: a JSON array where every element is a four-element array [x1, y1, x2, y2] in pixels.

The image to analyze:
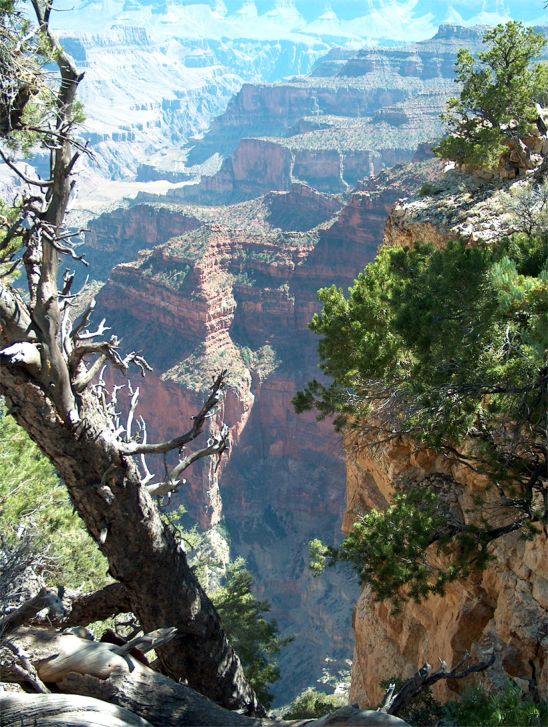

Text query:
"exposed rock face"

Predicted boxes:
[[56, 26, 332, 180], [175, 27, 493, 202], [91, 161, 440, 701], [84, 204, 203, 279], [347, 428, 548, 706], [345, 171, 548, 707]]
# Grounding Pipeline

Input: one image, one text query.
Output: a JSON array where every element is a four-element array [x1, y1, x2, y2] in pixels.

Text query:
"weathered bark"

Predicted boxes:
[[58, 583, 132, 627], [0, 1, 260, 713], [0, 689, 412, 727], [0, 627, 413, 727], [0, 361, 260, 713], [378, 653, 496, 717], [0, 693, 152, 727], [58, 671, 271, 727], [0, 588, 63, 637], [60, 672, 411, 727]]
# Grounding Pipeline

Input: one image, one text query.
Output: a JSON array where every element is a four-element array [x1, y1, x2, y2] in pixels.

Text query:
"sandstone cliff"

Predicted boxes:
[[174, 27, 492, 202], [90, 162, 441, 701], [345, 170, 547, 708]]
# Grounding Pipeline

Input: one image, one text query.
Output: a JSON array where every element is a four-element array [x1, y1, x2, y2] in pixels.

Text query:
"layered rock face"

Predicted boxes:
[[55, 26, 331, 180], [345, 171, 548, 707], [175, 27, 488, 201], [90, 162, 439, 700]]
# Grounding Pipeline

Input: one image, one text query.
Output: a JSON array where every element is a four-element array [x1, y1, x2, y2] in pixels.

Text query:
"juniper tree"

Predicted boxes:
[[297, 230, 547, 607], [435, 22, 547, 174]]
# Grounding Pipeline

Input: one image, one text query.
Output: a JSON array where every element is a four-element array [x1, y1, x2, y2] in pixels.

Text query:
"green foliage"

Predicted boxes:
[[210, 558, 291, 708], [310, 484, 499, 609], [0, 406, 109, 593], [434, 22, 547, 171], [332, 489, 457, 606], [298, 233, 547, 605], [281, 687, 346, 719], [0, 3, 55, 153], [297, 233, 547, 445], [418, 183, 435, 197], [442, 682, 548, 726], [0, 198, 24, 276]]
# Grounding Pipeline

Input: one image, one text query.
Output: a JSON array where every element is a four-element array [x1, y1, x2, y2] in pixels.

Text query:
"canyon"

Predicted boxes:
[[59, 14, 548, 708], [86, 157, 443, 699]]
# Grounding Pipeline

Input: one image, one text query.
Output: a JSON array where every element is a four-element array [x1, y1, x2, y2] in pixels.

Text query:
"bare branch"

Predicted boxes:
[[0, 148, 53, 188], [0, 587, 65, 638], [137, 417, 155, 485], [60, 269, 75, 297], [35, 583, 133, 628], [70, 298, 96, 340], [122, 371, 227, 456], [68, 337, 125, 373], [116, 627, 177, 656], [125, 384, 139, 443], [73, 354, 107, 392], [380, 650, 496, 716], [146, 478, 188, 499], [77, 319, 110, 340], [0, 640, 50, 693]]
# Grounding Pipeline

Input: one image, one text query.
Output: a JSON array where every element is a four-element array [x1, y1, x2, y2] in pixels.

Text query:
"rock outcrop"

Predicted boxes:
[[53, 22, 333, 181], [90, 161, 440, 701], [171, 27, 494, 203], [345, 170, 548, 707]]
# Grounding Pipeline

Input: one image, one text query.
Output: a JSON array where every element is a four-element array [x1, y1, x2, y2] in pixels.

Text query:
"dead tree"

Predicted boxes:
[[0, 610, 413, 727], [0, 0, 260, 714], [378, 652, 496, 716]]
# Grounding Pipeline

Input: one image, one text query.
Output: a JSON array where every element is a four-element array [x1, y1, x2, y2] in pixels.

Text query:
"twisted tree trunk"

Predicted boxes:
[[0, 357, 260, 713], [0, 1, 259, 713]]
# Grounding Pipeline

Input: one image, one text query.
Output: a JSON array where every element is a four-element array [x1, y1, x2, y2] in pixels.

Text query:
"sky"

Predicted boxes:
[[52, 0, 548, 42]]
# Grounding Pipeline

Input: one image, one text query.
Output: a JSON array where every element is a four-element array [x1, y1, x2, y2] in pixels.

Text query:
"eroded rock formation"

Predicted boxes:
[[89, 162, 440, 700], [175, 26, 493, 202]]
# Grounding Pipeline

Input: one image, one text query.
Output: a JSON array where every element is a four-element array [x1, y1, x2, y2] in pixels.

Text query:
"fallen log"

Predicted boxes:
[[2, 627, 413, 727], [0, 692, 152, 726], [10, 626, 176, 683]]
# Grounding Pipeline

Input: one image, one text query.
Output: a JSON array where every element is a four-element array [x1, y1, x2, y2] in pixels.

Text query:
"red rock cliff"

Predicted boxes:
[[92, 163, 439, 699]]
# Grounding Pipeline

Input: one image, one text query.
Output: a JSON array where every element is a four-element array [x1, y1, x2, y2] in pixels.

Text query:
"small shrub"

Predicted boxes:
[[282, 688, 346, 720], [443, 682, 547, 727], [418, 183, 435, 197]]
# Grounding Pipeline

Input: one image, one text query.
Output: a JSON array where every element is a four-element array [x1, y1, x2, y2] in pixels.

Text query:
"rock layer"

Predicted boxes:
[[91, 161, 440, 700]]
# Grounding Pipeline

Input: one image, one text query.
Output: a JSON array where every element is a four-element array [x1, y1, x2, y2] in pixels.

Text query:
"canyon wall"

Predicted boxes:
[[90, 161, 441, 700], [174, 25, 495, 203], [55, 26, 332, 181], [78, 24, 547, 704], [345, 171, 547, 707]]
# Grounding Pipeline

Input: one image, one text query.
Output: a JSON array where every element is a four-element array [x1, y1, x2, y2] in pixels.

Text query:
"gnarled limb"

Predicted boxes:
[[121, 371, 226, 456], [0, 588, 64, 638], [379, 651, 496, 717], [0, 693, 152, 727], [33, 583, 133, 629], [0, 641, 49, 694], [0, 4, 257, 715]]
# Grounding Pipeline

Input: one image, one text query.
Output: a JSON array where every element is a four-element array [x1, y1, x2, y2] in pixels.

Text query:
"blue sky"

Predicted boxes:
[[54, 0, 548, 41]]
